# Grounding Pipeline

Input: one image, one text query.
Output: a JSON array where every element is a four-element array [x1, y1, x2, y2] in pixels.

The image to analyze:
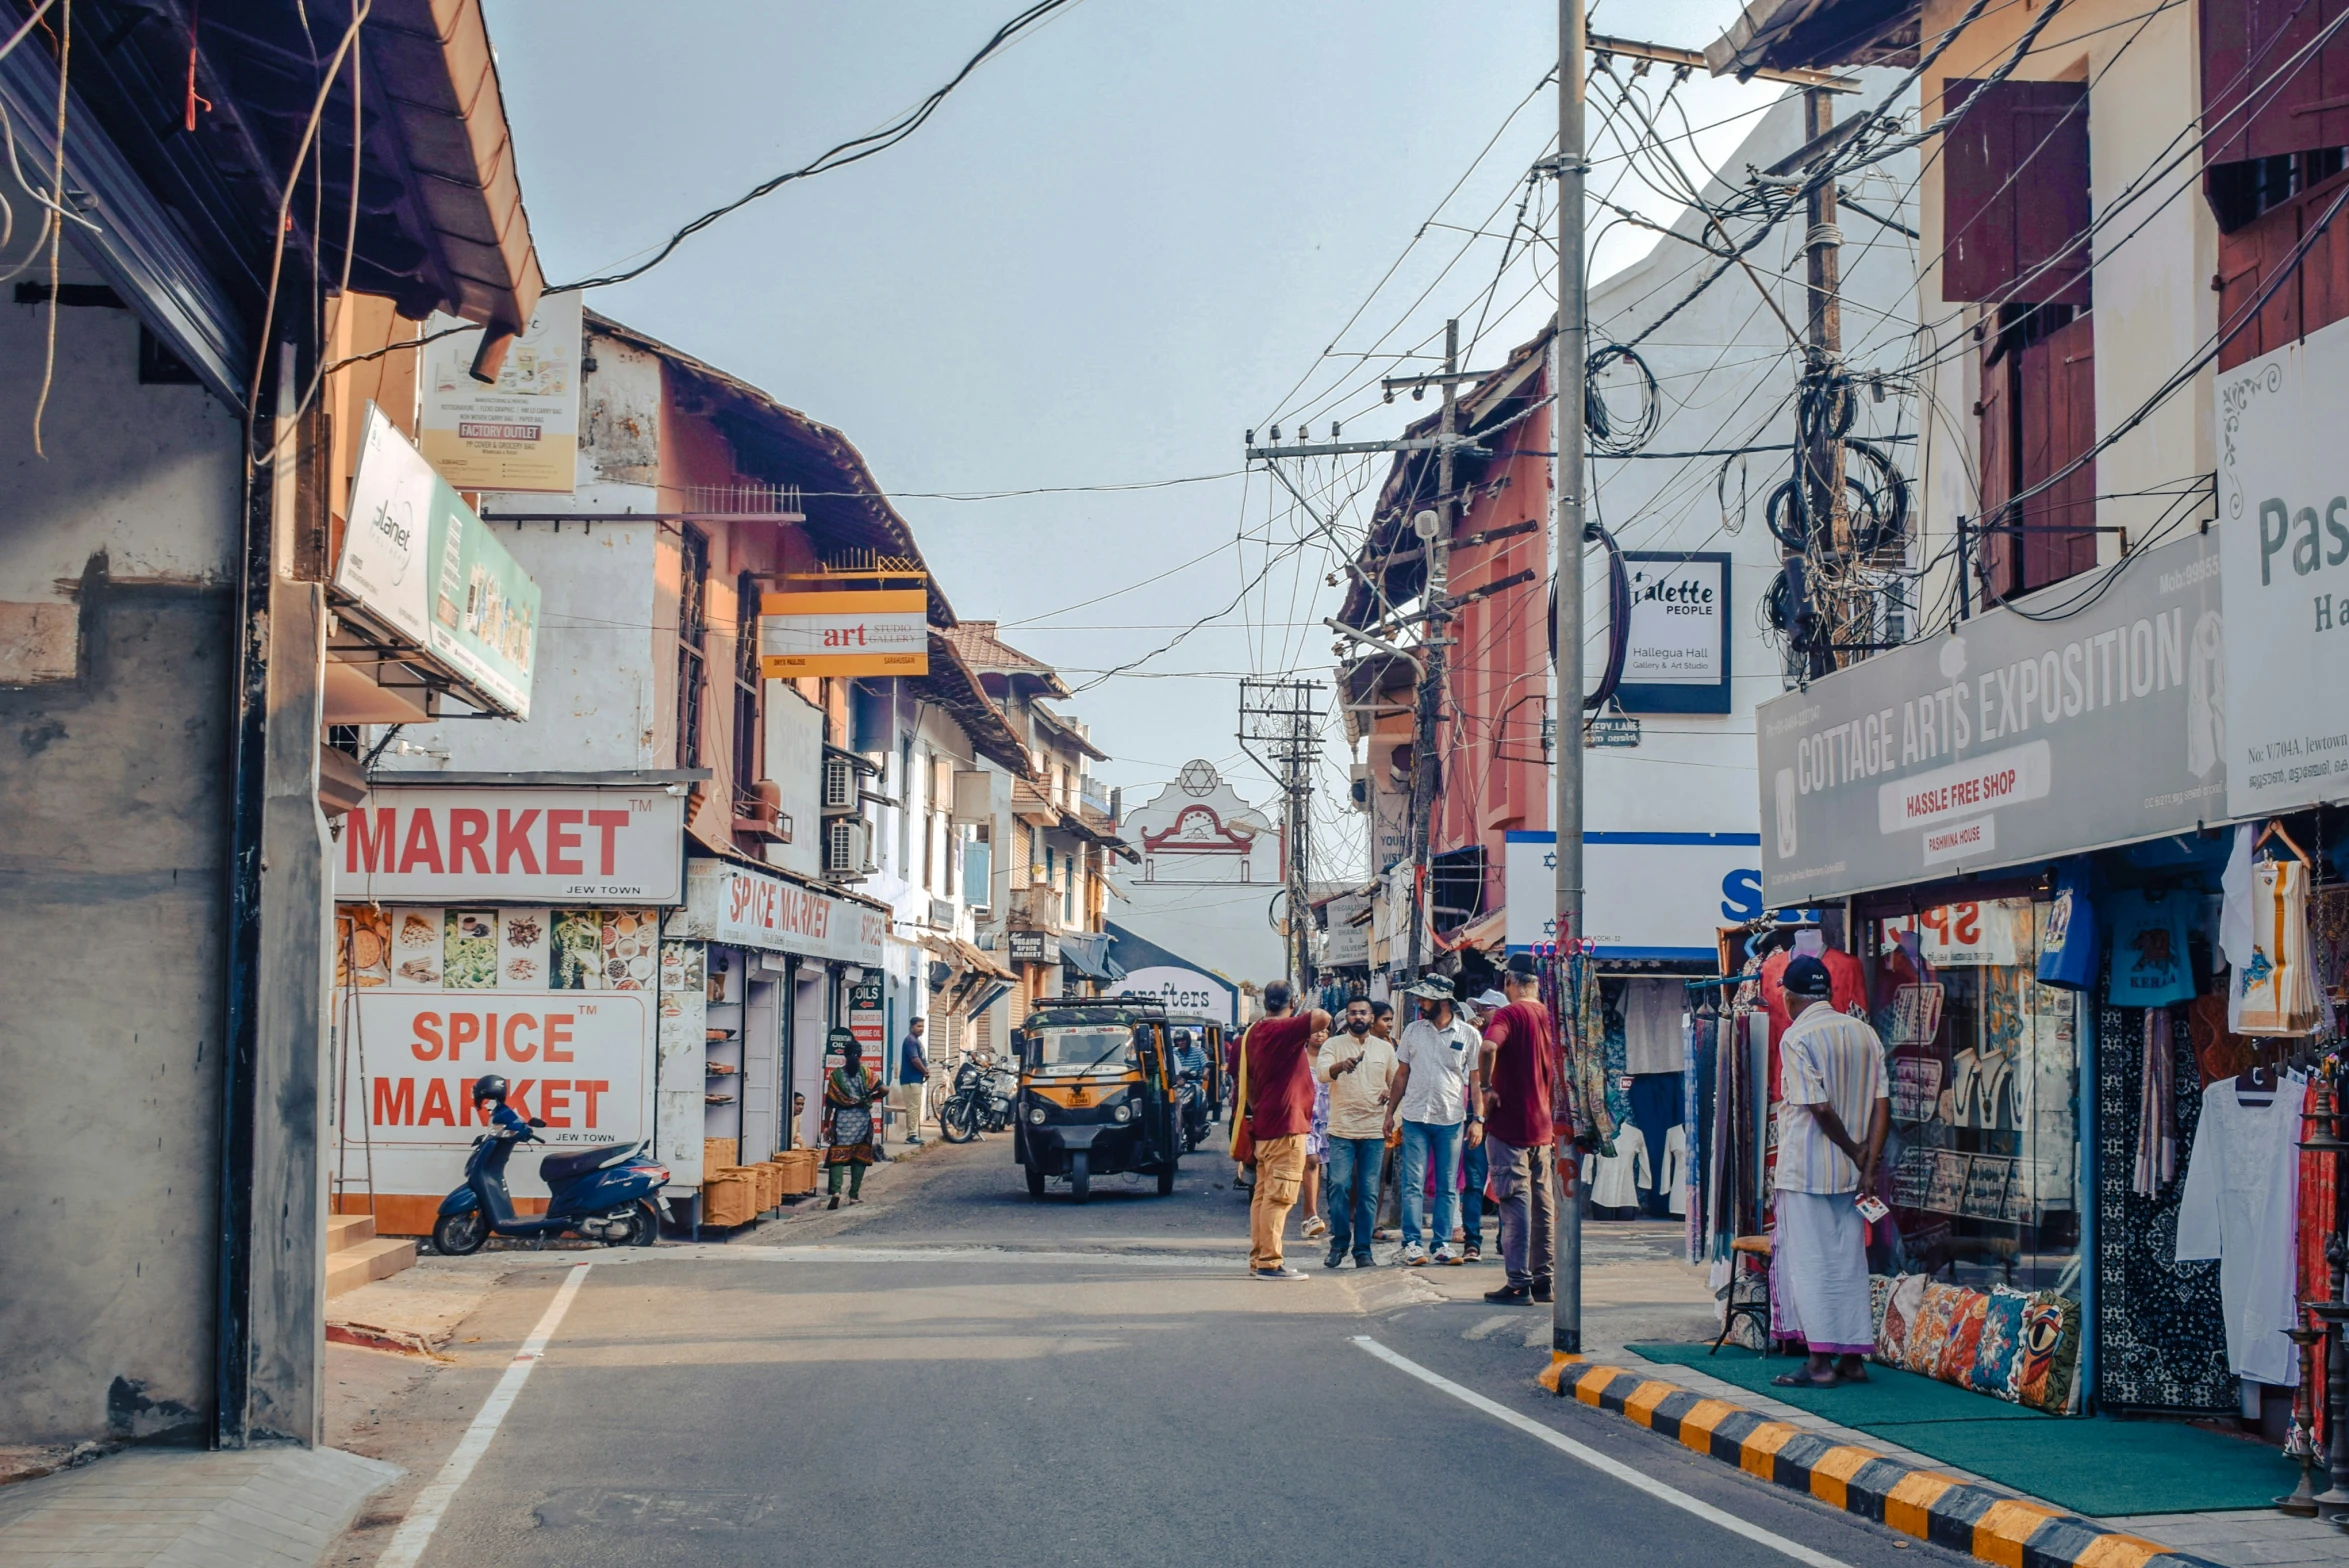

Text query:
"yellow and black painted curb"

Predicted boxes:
[[1539, 1355, 2227, 1568]]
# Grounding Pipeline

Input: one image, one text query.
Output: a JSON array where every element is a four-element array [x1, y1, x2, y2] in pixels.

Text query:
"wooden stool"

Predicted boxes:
[[1712, 1234, 1773, 1355]]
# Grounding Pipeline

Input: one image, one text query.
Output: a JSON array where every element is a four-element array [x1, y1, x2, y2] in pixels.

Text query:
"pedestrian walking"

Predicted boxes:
[[1478, 953, 1558, 1303], [1237, 980, 1331, 1279], [1300, 1074, 1331, 1241], [1386, 976, 1479, 1266], [822, 1055, 882, 1209], [1316, 998, 1395, 1268], [894, 1018, 930, 1147], [1770, 954, 1891, 1388], [1455, 987, 1508, 1260], [1368, 1000, 1404, 1239]]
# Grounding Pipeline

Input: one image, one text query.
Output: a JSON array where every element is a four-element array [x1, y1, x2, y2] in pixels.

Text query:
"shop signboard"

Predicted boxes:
[[1618, 552, 1732, 713], [418, 293, 583, 493], [1504, 831, 1763, 958], [337, 404, 542, 717], [848, 980, 886, 1077], [2215, 315, 2349, 816], [672, 859, 888, 966], [336, 785, 686, 904], [1754, 530, 2226, 906], [1877, 896, 2033, 967], [1007, 930, 1060, 964], [1116, 964, 1237, 1026], [759, 589, 929, 678]]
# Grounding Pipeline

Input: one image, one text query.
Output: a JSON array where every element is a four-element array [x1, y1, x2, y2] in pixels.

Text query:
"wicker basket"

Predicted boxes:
[[772, 1148, 819, 1196], [704, 1136, 739, 1172], [701, 1170, 758, 1228]]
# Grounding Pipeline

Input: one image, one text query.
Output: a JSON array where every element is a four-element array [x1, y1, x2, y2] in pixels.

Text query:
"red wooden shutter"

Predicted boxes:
[[1942, 79, 2091, 307], [2202, 0, 2349, 165], [1976, 337, 2019, 601], [2017, 316, 2098, 593]]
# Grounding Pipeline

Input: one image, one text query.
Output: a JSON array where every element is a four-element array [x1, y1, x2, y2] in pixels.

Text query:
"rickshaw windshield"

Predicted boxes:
[[1031, 1026, 1138, 1076]]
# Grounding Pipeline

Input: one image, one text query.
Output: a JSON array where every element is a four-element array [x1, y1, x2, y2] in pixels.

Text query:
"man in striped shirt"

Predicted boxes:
[[1771, 955, 1890, 1389]]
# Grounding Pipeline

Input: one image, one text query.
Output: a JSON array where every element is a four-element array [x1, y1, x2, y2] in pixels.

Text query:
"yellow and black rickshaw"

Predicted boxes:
[[1013, 998, 1183, 1202]]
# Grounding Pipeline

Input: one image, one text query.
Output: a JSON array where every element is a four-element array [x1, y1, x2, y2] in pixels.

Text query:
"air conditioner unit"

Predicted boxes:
[[825, 817, 874, 877], [1348, 763, 1372, 811], [821, 754, 858, 814]]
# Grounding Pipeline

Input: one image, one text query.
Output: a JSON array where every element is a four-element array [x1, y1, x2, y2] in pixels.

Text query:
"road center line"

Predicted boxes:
[[376, 1260, 593, 1568], [1351, 1337, 1853, 1568]]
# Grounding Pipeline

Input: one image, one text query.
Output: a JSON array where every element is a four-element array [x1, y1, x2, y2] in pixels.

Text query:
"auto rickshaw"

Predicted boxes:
[[1013, 998, 1183, 1202]]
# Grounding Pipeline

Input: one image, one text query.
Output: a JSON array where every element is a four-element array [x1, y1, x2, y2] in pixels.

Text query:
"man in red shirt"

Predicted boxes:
[[1242, 980, 1331, 1279], [1476, 952, 1558, 1305]]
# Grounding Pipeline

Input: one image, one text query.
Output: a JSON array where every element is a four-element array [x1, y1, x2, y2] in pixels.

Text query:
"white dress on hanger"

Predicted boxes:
[[1583, 1123, 1650, 1211], [1660, 1124, 1688, 1216], [2175, 1073, 2305, 1386]]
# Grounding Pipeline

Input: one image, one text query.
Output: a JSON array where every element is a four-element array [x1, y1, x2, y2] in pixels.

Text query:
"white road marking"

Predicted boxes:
[[376, 1260, 593, 1568], [1462, 1314, 1519, 1341], [589, 1243, 1242, 1269], [1351, 1337, 1853, 1568]]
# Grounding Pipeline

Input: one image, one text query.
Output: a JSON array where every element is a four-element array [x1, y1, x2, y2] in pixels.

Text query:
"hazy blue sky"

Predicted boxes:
[[484, 0, 1784, 866]]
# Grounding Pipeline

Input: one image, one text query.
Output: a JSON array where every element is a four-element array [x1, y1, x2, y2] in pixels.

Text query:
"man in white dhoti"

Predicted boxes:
[[1771, 955, 1891, 1388]]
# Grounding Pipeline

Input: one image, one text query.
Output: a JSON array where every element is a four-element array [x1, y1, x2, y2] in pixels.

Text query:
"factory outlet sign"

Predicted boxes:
[[2216, 313, 2349, 817], [335, 785, 686, 904], [1754, 530, 2225, 906]]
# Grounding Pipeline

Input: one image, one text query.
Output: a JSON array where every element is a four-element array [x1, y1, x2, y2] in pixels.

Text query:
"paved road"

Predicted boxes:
[[333, 1137, 1968, 1568]]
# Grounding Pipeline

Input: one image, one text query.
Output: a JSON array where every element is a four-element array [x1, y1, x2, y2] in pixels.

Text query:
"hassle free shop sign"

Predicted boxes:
[[2216, 318, 2349, 816]]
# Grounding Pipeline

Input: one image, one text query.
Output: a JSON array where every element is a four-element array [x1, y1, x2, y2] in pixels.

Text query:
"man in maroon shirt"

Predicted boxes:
[[1242, 980, 1332, 1279], [1476, 952, 1557, 1304]]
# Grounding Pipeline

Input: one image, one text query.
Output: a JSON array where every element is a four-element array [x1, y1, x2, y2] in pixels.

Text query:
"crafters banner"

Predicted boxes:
[[1754, 529, 2225, 906]]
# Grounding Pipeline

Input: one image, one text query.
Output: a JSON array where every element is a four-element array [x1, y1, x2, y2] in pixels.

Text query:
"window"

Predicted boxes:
[[2203, 0, 2349, 169], [1977, 304, 2098, 599], [676, 528, 711, 769], [733, 570, 762, 818], [1940, 79, 2090, 308]]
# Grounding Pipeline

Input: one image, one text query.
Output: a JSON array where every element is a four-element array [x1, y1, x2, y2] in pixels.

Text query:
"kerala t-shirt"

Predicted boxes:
[[1481, 1000, 1556, 1149], [2107, 888, 2196, 1006], [1244, 1015, 1321, 1139], [2036, 859, 2100, 992]]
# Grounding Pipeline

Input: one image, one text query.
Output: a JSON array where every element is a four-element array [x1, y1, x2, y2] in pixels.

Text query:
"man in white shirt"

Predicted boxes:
[[1385, 977, 1481, 1266], [1772, 955, 1891, 1389], [1315, 999, 1397, 1269]]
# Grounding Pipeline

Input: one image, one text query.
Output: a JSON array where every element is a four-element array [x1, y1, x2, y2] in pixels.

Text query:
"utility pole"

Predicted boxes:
[[1801, 86, 1847, 677], [1402, 320, 1461, 978], [1238, 678, 1323, 990], [1550, 0, 1588, 1361]]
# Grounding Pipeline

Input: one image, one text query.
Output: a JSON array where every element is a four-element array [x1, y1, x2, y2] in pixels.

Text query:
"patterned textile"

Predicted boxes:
[[1307, 1080, 1330, 1161], [1870, 1274, 1892, 1345], [1876, 1273, 1927, 1365], [2133, 1009, 2177, 1196], [1902, 1281, 1972, 1377], [2095, 1002, 2235, 1412], [1545, 950, 1617, 1155], [2301, 1077, 2336, 1447], [2015, 1291, 2083, 1413], [1601, 985, 1633, 1131], [1971, 1287, 2033, 1401], [823, 1064, 879, 1166], [1934, 1288, 1991, 1387]]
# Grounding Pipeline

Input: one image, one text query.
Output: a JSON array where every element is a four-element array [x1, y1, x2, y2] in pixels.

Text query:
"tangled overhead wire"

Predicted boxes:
[[1759, 363, 1911, 557], [1583, 342, 1660, 457]]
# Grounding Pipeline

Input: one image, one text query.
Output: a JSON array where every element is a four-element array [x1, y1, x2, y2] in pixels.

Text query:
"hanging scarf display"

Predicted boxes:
[[2301, 1075, 2336, 1449], [1543, 948, 1617, 1157], [2132, 1009, 2177, 1197], [2240, 857, 2322, 1036]]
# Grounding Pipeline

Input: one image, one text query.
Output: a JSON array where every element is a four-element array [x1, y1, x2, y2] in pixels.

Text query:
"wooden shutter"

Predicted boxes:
[[1976, 333, 2020, 601], [2203, 0, 2349, 165], [2017, 315, 2098, 593], [2216, 167, 2349, 371], [1942, 79, 2092, 307]]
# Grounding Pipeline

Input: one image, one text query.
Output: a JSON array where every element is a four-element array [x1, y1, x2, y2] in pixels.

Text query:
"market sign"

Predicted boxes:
[[1754, 529, 2225, 907], [1618, 552, 1731, 714], [670, 858, 888, 966], [2216, 315, 2349, 817], [1504, 831, 1762, 959], [1007, 930, 1061, 965], [337, 403, 541, 718], [759, 589, 929, 677], [418, 293, 583, 493], [335, 786, 685, 904]]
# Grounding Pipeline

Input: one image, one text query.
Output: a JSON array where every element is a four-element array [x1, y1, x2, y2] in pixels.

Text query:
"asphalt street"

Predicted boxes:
[[332, 1135, 1969, 1568]]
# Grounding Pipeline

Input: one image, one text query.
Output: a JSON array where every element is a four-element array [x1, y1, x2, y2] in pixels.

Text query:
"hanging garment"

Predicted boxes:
[[1661, 1124, 1689, 1216], [2132, 1011, 2177, 1197], [1622, 979, 1686, 1076], [2238, 858, 2321, 1036], [2107, 889, 2199, 1007], [1628, 1071, 1682, 1215], [2301, 1078, 2336, 1447], [1585, 1122, 1651, 1211], [1706, 1010, 1736, 1259], [2175, 1072, 2306, 1386], [2221, 825, 2257, 1032], [2036, 858, 2102, 992]]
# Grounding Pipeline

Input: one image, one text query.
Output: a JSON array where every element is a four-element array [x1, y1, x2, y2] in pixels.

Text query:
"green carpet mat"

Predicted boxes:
[[1625, 1344, 2297, 1515]]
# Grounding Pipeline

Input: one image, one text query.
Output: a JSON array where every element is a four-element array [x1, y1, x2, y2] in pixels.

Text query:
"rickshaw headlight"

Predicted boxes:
[[1113, 1102, 1133, 1122], [1028, 1105, 1048, 1126]]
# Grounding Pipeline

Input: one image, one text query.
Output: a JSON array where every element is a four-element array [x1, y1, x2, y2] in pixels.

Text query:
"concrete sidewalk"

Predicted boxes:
[[0, 1446, 397, 1568]]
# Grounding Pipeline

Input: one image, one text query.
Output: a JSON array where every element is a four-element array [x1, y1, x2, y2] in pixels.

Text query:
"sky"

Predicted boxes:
[[482, 0, 1790, 875]]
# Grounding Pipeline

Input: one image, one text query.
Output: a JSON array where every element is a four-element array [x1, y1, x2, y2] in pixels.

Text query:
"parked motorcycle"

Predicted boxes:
[[938, 1049, 1015, 1142], [432, 1116, 668, 1255]]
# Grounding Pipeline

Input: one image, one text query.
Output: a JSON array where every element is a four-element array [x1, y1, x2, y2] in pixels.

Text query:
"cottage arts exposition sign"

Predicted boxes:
[[1754, 530, 2225, 906], [2217, 314, 2349, 817]]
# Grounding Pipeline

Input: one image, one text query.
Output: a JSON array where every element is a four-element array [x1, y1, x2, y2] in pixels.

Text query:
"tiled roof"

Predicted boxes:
[[942, 621, 1068, 694]]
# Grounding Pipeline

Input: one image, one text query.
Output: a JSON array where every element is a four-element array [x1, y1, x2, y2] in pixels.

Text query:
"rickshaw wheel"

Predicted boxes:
[[1025, 1164, 1045, 1198], [1069, 1152, 1091, 1203], [1157, 1163, 1176, 1197]]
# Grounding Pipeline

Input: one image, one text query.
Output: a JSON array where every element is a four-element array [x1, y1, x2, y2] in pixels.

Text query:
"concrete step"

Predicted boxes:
[[326, 1213, 376, 1250], [326, 1235, 416, 1297]]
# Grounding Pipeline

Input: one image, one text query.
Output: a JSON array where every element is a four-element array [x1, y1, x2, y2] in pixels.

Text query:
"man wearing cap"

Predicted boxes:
[[1456, 987, 1508, 1261], [1477, 951, 1561, 1303], [1385, 976, 1480, 1265], [1771, 953, 1890, 1387]]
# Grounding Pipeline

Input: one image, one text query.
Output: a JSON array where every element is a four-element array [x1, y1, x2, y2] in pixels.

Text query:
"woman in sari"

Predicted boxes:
[[823, 1057, 882, 1209]]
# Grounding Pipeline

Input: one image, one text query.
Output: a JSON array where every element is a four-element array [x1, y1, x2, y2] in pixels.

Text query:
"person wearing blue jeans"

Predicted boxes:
[[1387, 977, 1480, 1266], [1315, 999, 1395, 1267]]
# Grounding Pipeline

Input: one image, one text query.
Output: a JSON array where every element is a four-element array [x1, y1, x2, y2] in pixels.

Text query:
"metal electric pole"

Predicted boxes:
[[1800, 86, 1847, 678], [1238, 678, 1324, 991], [1403, 321, 1462, 978], [1551, 0, 1588, 1361]]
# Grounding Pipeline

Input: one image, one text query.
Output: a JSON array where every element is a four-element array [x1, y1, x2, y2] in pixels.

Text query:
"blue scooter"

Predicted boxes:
[[433, 1094, 669, 1255]]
